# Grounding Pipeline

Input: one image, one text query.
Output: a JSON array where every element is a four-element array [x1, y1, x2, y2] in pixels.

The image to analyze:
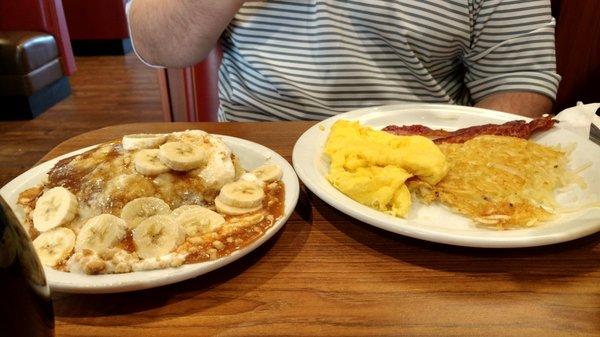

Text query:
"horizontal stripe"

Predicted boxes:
[[230, 19, 467, 51], [223, 49, 454, 91], [218, 0, 558, 120]]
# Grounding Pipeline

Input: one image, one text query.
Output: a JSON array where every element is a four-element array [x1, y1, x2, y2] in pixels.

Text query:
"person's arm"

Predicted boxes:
[[475, 92, 553, 118], [463, 0, 561, 118], [128, 0, 247, 68]]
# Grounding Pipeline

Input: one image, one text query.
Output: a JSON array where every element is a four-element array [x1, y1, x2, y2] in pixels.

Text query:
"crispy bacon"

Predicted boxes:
[[382, 116, 557, 144], [381, 124, 451, 138]]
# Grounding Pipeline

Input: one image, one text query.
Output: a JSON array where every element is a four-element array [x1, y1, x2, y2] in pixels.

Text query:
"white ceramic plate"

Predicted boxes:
[[293, 104, 600, 248], [0, 135, 300, 293]]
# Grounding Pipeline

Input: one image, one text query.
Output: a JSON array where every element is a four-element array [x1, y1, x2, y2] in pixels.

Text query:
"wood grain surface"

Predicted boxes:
[[31, 122, 600, 337]]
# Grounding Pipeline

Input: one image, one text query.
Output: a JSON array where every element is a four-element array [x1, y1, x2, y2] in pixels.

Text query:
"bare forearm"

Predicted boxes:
[[128, 0, 246, 68], [475, 92, 553, 118]]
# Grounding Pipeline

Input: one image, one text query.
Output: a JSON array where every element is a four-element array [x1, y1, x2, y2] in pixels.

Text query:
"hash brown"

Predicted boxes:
[[409, 135, 570, 229]]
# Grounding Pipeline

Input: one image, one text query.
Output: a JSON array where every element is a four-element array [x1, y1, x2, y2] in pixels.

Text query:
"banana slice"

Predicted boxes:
[[182, 130, 208, 137], [158, 141, 206, 171], [252, 164, 283, 183], [122, 133, 167, 151], [171, 204, 201, 218], [121, 197, 171, 229], [133, 215, 185, 259], [75, 214, 127, 253], [33, 227, 76, 267], [218, 180, 264, 208], [170, 130, 208, 143], [32, 187, 78, 232], [134, 149, 170, 176], [172, 205, 225, 236], [239, 172, 264, 187], [214, 195, 262, 216]]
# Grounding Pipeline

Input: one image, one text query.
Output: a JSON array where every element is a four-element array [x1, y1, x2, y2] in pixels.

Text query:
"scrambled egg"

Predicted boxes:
[[324, 120, 448, 217]]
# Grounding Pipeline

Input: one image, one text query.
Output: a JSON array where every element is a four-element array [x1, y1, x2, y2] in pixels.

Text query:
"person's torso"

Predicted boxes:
[[218, 0, 473, 121]]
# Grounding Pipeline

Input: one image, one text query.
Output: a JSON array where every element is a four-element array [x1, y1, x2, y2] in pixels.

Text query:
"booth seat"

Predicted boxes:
[[0, 0, 74, 120], [0, 31, 70, 119]]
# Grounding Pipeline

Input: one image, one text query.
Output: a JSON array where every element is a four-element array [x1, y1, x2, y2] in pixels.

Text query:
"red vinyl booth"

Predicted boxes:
[[62, 0, 132, 55], [158, 46, 222, 122], [158, 0, 600, 121]]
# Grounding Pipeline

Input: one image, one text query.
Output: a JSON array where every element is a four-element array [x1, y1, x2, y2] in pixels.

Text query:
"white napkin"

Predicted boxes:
[[554, 102, 600, 139]]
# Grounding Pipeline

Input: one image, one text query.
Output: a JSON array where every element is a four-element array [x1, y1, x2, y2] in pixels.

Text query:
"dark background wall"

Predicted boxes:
[[552, 0, 600, 112]]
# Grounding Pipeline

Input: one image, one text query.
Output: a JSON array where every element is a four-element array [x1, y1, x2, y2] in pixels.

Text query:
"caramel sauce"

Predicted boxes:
[[266, 181, 285, 217], [119, 230, 136, 253], [54, 261, 68, 272], [213, 225, 264, 259], [184, 250, 211, 264], [185, 181, 286, 264], [48, 142, 120, 192], [42, 140, 218, 216]]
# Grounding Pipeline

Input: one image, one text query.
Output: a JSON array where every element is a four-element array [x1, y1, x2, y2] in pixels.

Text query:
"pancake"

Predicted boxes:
[[17, 130, 285, 274]]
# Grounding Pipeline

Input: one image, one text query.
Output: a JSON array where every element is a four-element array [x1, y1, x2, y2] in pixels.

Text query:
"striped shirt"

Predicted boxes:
[[217, 0, 560, 121]]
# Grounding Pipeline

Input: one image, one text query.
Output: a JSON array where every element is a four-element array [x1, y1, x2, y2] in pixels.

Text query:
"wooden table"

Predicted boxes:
[[34, 122, 600, 337]]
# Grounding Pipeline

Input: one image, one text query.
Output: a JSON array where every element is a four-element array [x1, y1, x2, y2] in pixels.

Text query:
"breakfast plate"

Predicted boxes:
[[0, 135, 300, 293], [292, 104, 600, 248]]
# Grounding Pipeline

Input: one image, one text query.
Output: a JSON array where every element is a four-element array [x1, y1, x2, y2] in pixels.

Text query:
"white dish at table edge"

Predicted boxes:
[[0, 135, 300, 294], [292, 104, 600, 248]]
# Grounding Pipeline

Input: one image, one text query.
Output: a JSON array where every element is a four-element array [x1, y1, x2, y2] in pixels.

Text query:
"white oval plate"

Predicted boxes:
[[293, 104, 600, 248], [0, 135, 300, 293]]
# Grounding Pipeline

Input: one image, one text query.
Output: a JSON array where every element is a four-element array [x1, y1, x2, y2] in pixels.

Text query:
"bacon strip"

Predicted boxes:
[[381, 124, 451, 138], [382, 116, 556, 144]]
